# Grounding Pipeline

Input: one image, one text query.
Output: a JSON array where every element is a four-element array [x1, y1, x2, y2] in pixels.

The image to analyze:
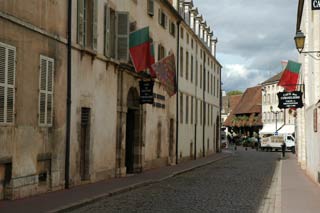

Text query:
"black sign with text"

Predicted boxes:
[[277, 91, 303, 109], [312, 0, 320, 10], [139, 80, 154, 104]]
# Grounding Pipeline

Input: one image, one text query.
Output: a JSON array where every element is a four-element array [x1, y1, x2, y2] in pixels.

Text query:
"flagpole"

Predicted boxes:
[[176, 20, 181, 165]]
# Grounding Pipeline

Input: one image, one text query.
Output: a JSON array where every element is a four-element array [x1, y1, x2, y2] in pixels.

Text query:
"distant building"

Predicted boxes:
[[260, 72, 295, 135], [224, 86, 262, 136]]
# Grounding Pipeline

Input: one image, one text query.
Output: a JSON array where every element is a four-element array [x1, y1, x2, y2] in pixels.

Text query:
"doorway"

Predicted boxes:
[[125, 88, 141, 174]]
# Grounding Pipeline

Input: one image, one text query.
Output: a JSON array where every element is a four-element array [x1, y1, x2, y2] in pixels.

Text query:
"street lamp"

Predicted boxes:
[[270, 106, 282, 134], [294, 30, 320, 56]]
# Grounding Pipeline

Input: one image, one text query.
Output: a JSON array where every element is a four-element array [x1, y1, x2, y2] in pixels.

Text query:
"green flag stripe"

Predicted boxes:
[[129, 27, 149, 48], [286, 60, 301, 74]]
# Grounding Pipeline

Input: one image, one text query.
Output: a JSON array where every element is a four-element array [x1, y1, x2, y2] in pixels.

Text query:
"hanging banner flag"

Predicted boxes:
[[129, 27, 155, 77], [151, 54, 177, 97], [278, 60, 301, 92]]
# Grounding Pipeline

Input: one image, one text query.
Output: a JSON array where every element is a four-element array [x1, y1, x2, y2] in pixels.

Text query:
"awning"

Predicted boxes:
[[259, 124, 277, 134], [278, 125, 295, 134]]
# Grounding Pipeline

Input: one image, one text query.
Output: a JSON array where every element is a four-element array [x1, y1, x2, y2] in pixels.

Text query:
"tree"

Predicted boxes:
[[227, 90, 243, 96]]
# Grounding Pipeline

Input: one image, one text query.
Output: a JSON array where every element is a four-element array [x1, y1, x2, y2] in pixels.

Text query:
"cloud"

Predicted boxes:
[[193, 0, 299, 91]]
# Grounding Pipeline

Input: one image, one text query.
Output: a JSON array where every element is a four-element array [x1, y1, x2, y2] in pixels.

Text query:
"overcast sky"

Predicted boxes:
[[193, 0, 299, 92]]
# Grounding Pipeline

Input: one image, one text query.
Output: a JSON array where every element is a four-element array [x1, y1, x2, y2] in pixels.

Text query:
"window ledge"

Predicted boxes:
[[81, 48, 97, 57]]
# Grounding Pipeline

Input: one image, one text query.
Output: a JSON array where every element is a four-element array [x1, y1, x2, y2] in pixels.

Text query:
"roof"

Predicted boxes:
[[233, 85, 262, 115], [262, 72, 283, 85], [229, 95, 242, 111], [224, 86, 262, 127]]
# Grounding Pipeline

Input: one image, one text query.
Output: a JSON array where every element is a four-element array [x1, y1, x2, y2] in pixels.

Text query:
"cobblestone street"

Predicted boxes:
[[66, 148, 279, 213]]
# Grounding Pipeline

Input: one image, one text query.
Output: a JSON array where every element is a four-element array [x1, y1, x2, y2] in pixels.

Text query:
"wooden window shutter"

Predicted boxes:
[[0, 43, 16, 124], [39, 56, 54, 126], [0, 45, 5, 123], [158, 9, 161, 25], [104, 5, 111, 57], [116, 12, 129, 61], [77, 0, 85, 46], [47, 60, 54, 125], [6, 49, 15, 123], [92, 0, 98, 50], [39, 57, 47, 125]]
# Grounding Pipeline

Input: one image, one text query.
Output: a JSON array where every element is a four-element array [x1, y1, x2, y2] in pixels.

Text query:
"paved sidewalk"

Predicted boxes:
[[281, 153, 320, 213], [0, 152, 231, 213], [260, 152, 320, 213]]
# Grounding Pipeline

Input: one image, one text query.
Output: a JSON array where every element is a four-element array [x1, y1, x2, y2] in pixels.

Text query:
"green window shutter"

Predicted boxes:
[[104, 5, 111, 57], [116, 12, 129, 61], [92, 0, 98, 50], [77, 0, 85, 46]]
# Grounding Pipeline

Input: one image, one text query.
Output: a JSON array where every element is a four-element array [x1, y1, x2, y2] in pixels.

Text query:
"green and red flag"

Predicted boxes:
[[129, 27, 156, 77], [278, 60, 301, 92]]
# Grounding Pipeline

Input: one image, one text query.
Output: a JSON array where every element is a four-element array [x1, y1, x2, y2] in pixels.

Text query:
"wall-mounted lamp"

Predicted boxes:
[[294, 30, 320, 59]]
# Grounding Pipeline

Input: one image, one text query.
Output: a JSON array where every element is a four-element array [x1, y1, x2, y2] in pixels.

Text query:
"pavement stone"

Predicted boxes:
[[0, 151, 231, 213]]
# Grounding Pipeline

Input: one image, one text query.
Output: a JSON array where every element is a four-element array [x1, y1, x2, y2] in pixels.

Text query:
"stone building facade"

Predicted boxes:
[[295, 0, 320, 184], [0, 0, 221, 200]]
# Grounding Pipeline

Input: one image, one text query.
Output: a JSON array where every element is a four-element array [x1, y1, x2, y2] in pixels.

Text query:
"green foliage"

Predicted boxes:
[[227, 90, 243, 96]]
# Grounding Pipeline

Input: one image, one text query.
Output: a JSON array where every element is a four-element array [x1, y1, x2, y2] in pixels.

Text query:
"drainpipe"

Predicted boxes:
[[202, 53, 206, 157], [65, 0, 72, 189], [176, 20, 181, 164]]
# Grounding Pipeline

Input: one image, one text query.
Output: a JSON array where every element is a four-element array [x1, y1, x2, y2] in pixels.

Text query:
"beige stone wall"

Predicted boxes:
[[0, 1, 67, 199]]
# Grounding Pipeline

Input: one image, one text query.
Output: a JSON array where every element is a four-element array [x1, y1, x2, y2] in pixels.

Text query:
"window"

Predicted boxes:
[[104, 5, 129, 61], [180, 27, 184, 39], [207, 71, 209, 92], [196, 99, 198, 124], [200, 64, 202, 89], [191, 38, 194, 49], [0, 42, 16, 124], [191, 97, 193, 124], [180, 94, 183, 123], [186, 51, 189, 80], [211, 74, 213, 95], [169, 20, 176, 37], [191, 55, 193, 83], [186, 95, 189, 124], [195, 60, 198, 86], [77, 0, 98, 50], [213, 76, 216, 96], [158, 44, 166, 61], [180, 47, 183, 77], [200, 101, 203, 125], [187, 33, 189, 44], [158, 9, 168, 28], [39, 56, 54, 126], [147, 0, 154, 16]]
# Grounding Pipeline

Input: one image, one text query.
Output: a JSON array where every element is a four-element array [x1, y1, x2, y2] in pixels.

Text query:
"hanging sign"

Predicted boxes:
[[139, 80, 154, 104], [277, 91, 303, 109], [312, 0, 320, 10]]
